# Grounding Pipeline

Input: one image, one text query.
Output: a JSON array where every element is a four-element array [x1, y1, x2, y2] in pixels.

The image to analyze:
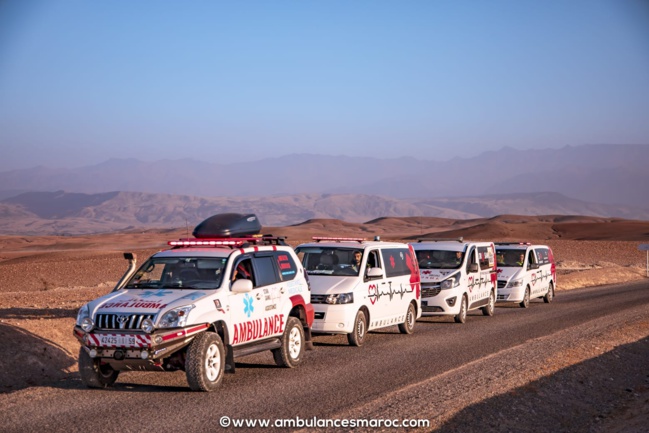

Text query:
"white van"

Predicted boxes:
[[295, 237, 421, 346], [495, 243, 556, 307], [410, 239, 497, 323]]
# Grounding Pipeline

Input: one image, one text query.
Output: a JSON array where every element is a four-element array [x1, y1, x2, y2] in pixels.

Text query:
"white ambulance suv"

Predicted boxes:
[[74, 214, 314, 392], [495, 243, 556, 308], [294, 237, 421, 346], [410, 239, 497, 323]]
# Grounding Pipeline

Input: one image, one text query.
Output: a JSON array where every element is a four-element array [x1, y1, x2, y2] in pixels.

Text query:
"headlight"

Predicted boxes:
[[141, 318, 155, 333], [325, 293, 354, 304], [440, 273, 460, 290], [76, 305, 89, 325], [76, 305, 94, 332], [158, 305, 195, 328], [81, 318, 94, 332], [507, 279, 523, 288]]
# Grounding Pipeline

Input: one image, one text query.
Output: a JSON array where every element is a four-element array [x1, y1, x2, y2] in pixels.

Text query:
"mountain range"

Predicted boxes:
[[1, 144, 647, 206], [1, 190, 648, 235], [1, 144, 647, 235]]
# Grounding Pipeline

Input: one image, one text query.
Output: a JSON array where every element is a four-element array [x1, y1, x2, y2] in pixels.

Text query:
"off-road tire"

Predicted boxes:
[[78, 348, 119, 388], [520, 287, 531, 308], [186, 332, 225, 392], [398, 302, 416, 334], [273, 316, 305, 368], [347, 309, 368, 346], [544, 282, 554, 303], [481, 290, 495, 316], [454, 295, 468, 324]]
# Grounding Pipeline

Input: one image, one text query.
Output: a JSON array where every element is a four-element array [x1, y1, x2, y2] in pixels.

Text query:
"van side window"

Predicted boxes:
[[527, 250, 536, 269], [535, 248, 549, 265], [367, 250, 381, 269], [466, 247, 476, 272], [477, 246, 492, 270], [380, 248, 411, 278]]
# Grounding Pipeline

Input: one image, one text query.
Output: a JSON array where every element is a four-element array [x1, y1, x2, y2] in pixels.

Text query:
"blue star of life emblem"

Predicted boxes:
[[243, 293, 254, 318]]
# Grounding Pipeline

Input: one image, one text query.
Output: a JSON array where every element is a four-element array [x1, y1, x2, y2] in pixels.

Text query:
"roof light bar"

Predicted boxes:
[[168, 235, 287, 248], [168, 239, 243, 247], [494, 242, 531, 246], [312, 236, 366, 242]]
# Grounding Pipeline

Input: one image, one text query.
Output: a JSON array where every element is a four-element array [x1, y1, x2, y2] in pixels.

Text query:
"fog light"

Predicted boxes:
[[338, 323, 345, 328], [447, 297, 457, 307], [88, 349, 97, 358], [154, 335, 163, 344], [140, 351, 149, 360]]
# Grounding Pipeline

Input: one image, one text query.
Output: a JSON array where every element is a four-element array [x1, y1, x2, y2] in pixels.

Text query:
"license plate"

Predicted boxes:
[[99, 335, 137, 347]]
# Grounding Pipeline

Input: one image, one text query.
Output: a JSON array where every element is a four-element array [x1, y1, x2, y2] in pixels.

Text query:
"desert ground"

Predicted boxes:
[[0, 215, 648, 431]]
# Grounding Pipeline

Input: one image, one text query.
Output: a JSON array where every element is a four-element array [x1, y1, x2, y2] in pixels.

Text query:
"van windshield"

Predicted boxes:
[[416, 250, 464, 269], [124, 257, 227, 290], [495, 249, 525, 267], [295, 247, 361, 276]]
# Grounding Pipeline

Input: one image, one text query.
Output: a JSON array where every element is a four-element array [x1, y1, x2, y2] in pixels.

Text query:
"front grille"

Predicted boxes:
[[314, 312, 325, 320], [311, 294, 328, 304], [95, 313, 154, 330], [498, 280, 507, 289], [497, 294, 509, 301], [421, 285, 441, 298], [422, 306, 444, 313]]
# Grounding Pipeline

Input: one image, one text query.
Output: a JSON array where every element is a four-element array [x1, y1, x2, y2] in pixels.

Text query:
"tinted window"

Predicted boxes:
[[253, 256, 279, 287], [380, 248, 411, 278], [535, 248, 550, 265], [477, 246, 493, 270], [276, 252, 297, 281]]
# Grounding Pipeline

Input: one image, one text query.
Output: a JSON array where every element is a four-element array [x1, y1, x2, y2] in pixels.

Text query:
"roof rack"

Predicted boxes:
[[168, 234, 288, 248], [494, 242, 531, 246], [311, 236, 366, 243], [417, 237, 464, 243]]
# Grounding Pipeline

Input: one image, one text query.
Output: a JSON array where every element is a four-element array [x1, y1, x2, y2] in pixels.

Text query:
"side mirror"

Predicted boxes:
[[529, 263, 539, 270], [366, 267, 384, 280], [468, 263, 479, 273], [231, 278, 253, 293]]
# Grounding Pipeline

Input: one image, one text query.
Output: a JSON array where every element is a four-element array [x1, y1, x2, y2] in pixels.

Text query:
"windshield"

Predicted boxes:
[[416, 249, 464, 269], [124, 257, 227, 290], [295, 246, 362, 277], [496, 249, 526, 267]]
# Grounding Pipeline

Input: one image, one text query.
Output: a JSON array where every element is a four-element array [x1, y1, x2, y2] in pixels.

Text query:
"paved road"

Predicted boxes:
[[3, 280, 649, 432]]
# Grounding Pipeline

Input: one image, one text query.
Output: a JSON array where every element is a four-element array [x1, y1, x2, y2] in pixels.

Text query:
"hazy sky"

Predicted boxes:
[[1, 0, 648, 171]]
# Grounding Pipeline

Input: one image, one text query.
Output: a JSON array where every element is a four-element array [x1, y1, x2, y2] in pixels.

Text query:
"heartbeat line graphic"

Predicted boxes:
[[367, 281, 414, 304]]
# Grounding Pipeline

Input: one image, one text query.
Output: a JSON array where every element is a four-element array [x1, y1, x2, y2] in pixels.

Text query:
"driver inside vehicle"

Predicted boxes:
[[231, 260, 252, 283], [351, 250, 363, 272]]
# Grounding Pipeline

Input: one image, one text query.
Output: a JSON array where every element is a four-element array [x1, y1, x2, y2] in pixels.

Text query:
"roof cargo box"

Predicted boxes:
[[193, 213, 262, 238]]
